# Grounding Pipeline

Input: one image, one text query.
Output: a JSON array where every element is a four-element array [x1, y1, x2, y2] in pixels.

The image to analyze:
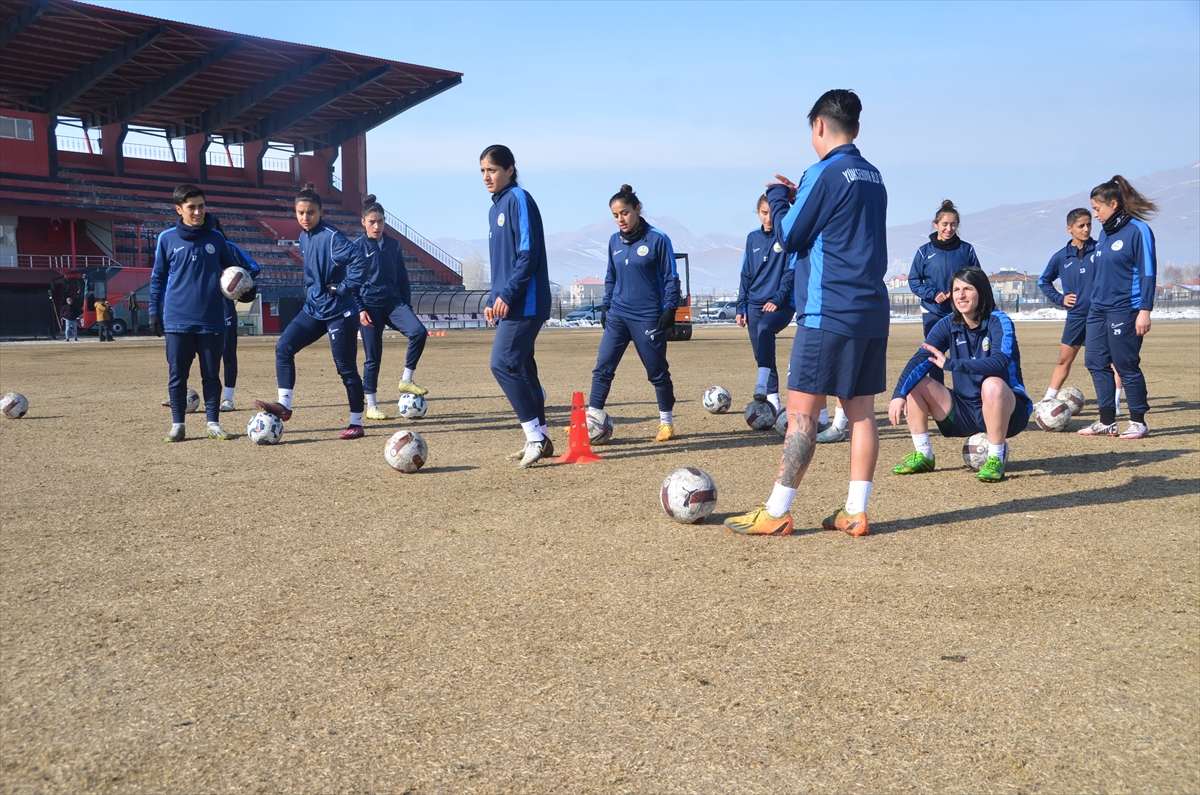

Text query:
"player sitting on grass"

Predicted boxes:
[[735, 194, 794, 414], [890, 266, 1033, 483], [355, 194, 429, 421], [149, 184, 240, 442], [589, 184, 681, 442], [254, 183, 369, 440]]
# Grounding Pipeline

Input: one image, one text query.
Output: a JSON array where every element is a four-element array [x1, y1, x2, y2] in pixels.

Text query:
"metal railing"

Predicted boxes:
[[123, 141, 186, 162], [15, 254, 125, 269], [56, 135, 99, 154], [204, 150, 292, 172], [385, 211, 462, 276], [331, 173, 342, 191]]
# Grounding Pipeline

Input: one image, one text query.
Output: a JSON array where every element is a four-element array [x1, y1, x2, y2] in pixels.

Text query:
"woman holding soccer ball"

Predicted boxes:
[[889, 266, 1033, 483], [588, 185, 680, 442]]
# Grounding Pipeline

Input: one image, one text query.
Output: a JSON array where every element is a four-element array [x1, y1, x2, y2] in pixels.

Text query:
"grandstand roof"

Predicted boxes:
[[0, 0, 461, 150]]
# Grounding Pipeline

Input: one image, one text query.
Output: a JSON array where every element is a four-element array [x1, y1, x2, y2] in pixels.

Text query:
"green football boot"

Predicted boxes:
[[892, 451, 935, 475], [976, 455, 1005, 483]]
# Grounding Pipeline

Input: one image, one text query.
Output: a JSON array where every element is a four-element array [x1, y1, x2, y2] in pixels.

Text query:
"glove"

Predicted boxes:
[[240, 285, 258, 303], [600, 306, 608, 328], [325, 284, 339, 297], [150, 314, 163, 337], [655, 308, 677, 332]]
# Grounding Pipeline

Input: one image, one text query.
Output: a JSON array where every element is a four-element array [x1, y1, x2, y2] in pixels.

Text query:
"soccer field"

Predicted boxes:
[[2, 321, 1197, 793]]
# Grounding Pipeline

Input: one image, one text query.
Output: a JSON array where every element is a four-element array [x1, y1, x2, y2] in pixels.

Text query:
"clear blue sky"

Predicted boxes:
[[99, 1, 1200, 242]]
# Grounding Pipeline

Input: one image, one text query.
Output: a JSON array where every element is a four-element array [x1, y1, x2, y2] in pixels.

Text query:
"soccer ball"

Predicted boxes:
[[1, 392, 28, 419], [1034, 398, 1073, 432], [385, 430, 428, 473], [1059, 386, 1085, 415], [220, 266, 254, 301], [774, 408, 789, 437], [185, 388, 201, 413], [586, 407, 614, 445], [397, 393, 427, 419], [702, 386, 732, 414], [246, 411, 284, 445], [660, 467, 718, 524], [745, 400, 776, 431], [962, 432, 1010, 472]]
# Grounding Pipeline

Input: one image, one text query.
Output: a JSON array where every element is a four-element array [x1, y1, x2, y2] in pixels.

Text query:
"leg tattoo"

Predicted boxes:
[[777, 411, 817, 487]]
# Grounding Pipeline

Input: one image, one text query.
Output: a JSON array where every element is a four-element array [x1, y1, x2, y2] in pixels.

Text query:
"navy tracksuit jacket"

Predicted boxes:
[[355, 233, 427, 392], [909, 234, 982, 331], [737, 226, 794, 395]]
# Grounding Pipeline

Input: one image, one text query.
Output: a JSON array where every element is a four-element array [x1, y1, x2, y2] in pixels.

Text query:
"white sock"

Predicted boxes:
[[819, 407, 829, 425], [767, 393, 781, 410], [845, 481, 872, 515], [207, 420, 222, 431], [278, 388, 294, 410], [538, 423, 548, 438], [349, 411, 363, 426], [755, 367, 770, 393], [912, 432, 933, 458], [1043, 387, 1058, 401], [223, 386, 235, 401], [832, 407, 848, 431], [765, 483, 798, 518], [171, 422, 184, 432], [365, 392, 377, 407], [521, 418, 541, 442], [660, 410, 673, 425], [402, 367, 415, 382], [988, 441, 1007, 460], [1114, 388, 1123, 415]]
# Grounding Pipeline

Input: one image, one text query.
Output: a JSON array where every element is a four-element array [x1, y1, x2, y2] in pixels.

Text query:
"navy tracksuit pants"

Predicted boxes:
[[360, 303, 428, 394], [746, 304, 794, 395], [222, 318, 238, 388], [490, 315, 546, 426], [275, 310, 365, 413], [589, 312, 675, 412], [1084, 308, 1148, 414], [166, 332, 222, 424]]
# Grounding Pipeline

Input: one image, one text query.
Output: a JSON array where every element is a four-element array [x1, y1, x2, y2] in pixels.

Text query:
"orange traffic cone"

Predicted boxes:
[[556, 391, 603, 464]]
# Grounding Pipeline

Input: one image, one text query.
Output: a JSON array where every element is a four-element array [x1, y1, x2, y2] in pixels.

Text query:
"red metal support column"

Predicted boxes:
[[136, 220, 143, 268]]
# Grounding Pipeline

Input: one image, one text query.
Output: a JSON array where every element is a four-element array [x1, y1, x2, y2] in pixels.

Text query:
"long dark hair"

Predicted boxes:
[[609, 184, 641, 211], [951, 266, 995, 325], [479, 144, 518, 184], [361, 193, 385, 218], [1090, 175, 1157, 221], [295, 182, 322, 209]]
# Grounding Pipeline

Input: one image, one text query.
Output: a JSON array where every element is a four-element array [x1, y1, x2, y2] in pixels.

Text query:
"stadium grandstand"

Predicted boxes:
[[0, 0, 463, 337]]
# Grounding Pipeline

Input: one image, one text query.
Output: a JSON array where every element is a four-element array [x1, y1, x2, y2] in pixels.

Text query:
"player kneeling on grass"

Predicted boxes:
[[150, 184, 240, 442], [889, 266, 1033, 483], [589, 184, 681, 442], [355, 194, 429, 421], [254, 183, 369, 440]]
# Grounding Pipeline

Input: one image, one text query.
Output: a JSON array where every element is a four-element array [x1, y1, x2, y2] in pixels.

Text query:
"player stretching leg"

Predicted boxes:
[[355, 194, 429, 421], [1036, 208, 1124, 413], [480, 145, 554, 468], [725, 89, 889, 538], [254, 183, 368, 440], [149, 185, 239, 442], [589, 185, 680, 442], [890, 267, 1033, 483], [1079, 176, 1158, 439], [735, 194, 795, 415]]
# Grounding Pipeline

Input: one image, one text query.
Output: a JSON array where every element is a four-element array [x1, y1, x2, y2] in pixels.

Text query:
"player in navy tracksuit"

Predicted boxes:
[[207, 215, 259, 413], [149, 184, 239, 442], [735, 194, 794, 413], [908, 200, 982, 384], [1035, 208, 1124, 410], [480, 145, 553, 468], [355, 194, 429, 422], [253, 183, 368, 440], [589, 185, 680, 442], [725, 90, 889, 538], [890, 266, 1033, 483], [1078, 176, 1158, 439]]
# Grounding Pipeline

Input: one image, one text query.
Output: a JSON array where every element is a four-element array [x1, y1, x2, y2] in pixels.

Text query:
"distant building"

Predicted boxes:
[[886, 273, 909, 289], [989, 270, 1041, 302], [570, 276, 605, 306]]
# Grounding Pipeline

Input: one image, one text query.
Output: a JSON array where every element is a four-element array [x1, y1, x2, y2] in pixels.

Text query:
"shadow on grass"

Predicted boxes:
[[1013, 447, 1198, 476]]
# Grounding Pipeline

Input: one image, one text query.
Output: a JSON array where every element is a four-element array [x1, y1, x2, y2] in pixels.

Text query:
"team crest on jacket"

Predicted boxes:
[[637, 245, 649, 256], [1111, 240, 1123, 251], [497, 213, 505, 227], [982, 337, 990, 352], [773, 242, 783, 253], [205, 243, 216, 254]]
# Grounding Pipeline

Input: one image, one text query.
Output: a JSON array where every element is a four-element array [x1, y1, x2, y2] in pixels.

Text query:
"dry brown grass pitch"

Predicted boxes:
[[1, 322, 1197, 793]]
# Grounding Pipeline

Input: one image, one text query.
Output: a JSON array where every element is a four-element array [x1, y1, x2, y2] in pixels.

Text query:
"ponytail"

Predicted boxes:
[[295, 182, 322, 208], [1090, 175, 1157, 221], [361, 193, 385, 218], [933, 199, 959, 225], [610, 183, 641, 211]]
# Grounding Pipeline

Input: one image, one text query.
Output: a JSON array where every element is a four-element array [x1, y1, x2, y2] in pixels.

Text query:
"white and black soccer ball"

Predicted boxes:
[[397, 393, 427, 419], [220, 266, 254, 301], [246, 411, 284, 445], [1059, 386, 1085, 416], [744, 400, 776, 431], [586, 407, 614, 445], [702, 386, 732, 414], [185, 388, 201, 413], [1, 392, 28, 419], [385, 430, 428, 473], [774, 408, 789, 437], [660, 467, 718, 524], [1034, 398, 1073, 432], [962, 432, 1010, 472]]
